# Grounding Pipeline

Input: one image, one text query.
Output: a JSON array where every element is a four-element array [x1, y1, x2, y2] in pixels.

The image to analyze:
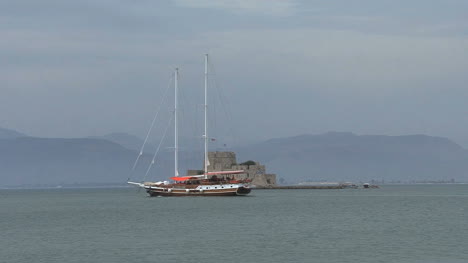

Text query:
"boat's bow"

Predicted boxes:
[[127, 181, 145, 188]]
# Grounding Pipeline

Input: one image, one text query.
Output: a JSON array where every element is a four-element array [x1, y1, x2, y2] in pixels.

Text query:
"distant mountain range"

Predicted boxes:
[[0, 136, 147, 186], [88, 132, 157, 153], [0, 128, 200, 187], [236, 132, 468, 184], [1, 127, 468, 187], [0, 127, 27, 139]]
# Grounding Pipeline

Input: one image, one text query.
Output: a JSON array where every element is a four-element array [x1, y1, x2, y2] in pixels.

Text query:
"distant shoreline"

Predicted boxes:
[[255, 185, 346, 189], [2, 182, 467, 190]]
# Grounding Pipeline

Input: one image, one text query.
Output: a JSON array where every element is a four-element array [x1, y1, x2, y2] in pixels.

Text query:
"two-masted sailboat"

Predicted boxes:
[[128, 55, 251, 196]]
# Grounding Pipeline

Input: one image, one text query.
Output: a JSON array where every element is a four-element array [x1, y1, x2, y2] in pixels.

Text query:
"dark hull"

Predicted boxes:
[[146, 186, 251, 197]]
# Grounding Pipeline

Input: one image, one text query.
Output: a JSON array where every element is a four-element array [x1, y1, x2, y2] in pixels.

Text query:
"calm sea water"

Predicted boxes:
[[1, 185, 468, 263]]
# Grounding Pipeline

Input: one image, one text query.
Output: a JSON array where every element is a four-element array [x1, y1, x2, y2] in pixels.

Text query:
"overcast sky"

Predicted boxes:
[[1, 0, 468, 146]]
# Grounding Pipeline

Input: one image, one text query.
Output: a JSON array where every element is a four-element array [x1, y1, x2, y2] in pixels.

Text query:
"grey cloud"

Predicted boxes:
[[173, 0, 298, 16], [1, 0, 468, 147]]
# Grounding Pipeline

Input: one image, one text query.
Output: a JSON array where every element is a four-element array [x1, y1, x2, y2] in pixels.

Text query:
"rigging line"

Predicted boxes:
[[209, 59, 233, 123], [143, 114, 174, 182], [206, 59, 219, 146], [175, 70, 193, 172], [178, 72, 187, 172], [208, 59, 239, 148], [211, 78, 218, 145], [178, 71, 199, 141], [177, 71, 202, 170], [128, 74, 173, 181]]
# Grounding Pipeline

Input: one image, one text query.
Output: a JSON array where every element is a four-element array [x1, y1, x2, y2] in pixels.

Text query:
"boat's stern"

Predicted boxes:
[[236, 185, 251, 196]]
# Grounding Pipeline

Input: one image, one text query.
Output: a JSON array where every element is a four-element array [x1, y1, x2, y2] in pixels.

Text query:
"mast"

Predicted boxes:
[[174, 68, 179, 177], [204, 54, 209, 178]]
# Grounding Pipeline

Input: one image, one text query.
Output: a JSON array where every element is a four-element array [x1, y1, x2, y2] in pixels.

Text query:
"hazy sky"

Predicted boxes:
[[1, 0, 468, 146]]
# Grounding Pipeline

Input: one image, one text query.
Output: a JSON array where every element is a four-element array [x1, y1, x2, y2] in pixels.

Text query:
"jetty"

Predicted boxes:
[[255, 185, 345, 189]]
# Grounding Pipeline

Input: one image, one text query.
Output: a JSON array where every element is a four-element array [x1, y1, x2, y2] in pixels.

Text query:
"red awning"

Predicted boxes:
[[170, 176, 198, 181]]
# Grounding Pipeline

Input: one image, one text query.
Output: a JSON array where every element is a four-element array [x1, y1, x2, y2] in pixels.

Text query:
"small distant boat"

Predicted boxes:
[[363, 183, 379, 189], [128, 54, 251, 196]]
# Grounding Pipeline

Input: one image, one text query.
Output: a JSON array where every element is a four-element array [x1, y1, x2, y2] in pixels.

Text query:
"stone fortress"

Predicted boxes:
[[188, 151, 277, 188]]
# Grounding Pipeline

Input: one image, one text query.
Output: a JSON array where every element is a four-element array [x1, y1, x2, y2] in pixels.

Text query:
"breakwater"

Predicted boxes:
[[254, 185, 345, 189]]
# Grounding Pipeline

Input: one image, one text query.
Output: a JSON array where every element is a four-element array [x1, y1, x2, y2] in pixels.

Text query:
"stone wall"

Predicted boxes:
[[208, 151, 236, 171], [205, 151, 277, 187]]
